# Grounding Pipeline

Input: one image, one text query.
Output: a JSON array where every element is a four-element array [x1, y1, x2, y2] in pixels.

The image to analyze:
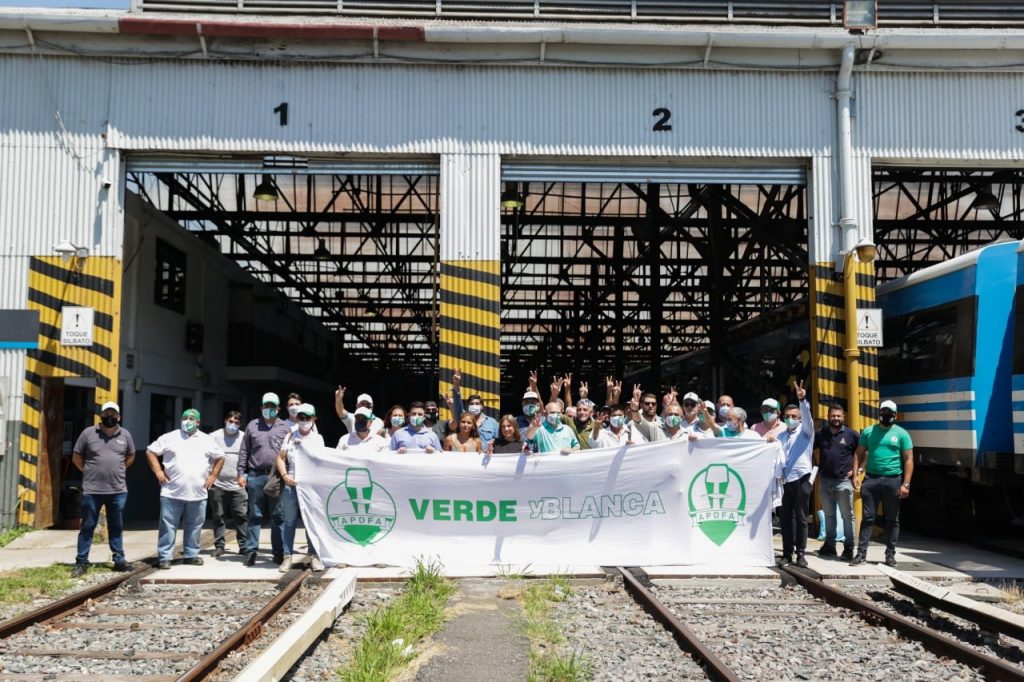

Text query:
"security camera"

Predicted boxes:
[[101, 178, 113, 189]]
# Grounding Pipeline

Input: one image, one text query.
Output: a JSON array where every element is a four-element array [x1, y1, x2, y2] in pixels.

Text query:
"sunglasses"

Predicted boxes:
[[642, 401, 657, 406], [296, 415, 313, 422], [683, 401, 697, 407]]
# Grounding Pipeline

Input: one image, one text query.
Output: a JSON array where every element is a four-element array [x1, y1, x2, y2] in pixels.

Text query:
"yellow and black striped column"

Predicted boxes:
[[438, 260, 501, 417], [809, 260, 879, 425], [19, 256, 121, 527]]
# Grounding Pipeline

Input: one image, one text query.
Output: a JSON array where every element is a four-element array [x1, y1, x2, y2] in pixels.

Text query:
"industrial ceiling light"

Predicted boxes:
[[253, 174, 278, 202], [500, 182, 524, 209], [970, 185, 1000, 212], [844, 0, 877, 30], [53, 240, 89, 263], [313, 238, 331, 260]]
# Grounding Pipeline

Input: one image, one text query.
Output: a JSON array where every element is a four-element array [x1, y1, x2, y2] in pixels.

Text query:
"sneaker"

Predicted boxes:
[[71, 563, 88, 578], [817, 544, 837, 558], [213, 547, 225, 558], [795, 555, 809, 568], [278, 555, 292, 573], [840, 548, 854, 562], [884, 554, 898, 567], [849, 555, 867, 566], [156, 560, 172, 570], [244, 552, 257, 567], [311, 555, 324, 572], [272, 555, 284, 565], [183, 557, 204, 566], [112, 561, 132, 572], [777, 556, 792, 567]]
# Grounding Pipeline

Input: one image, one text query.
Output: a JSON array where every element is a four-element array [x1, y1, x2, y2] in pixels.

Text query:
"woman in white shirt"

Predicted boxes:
[[276, 403, 324, 572]]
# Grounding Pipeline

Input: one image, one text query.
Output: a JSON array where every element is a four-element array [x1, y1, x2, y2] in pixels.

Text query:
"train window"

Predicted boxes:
[[1014, 287, 1024, 375], [879, 297, 976, 384]]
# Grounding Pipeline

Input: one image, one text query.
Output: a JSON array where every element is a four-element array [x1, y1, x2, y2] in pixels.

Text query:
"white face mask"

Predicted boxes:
[[288, 405, 299, 418], [181, 419, 198, 434], [298, 421, 313, 434], [224, 422, 240, 435], [467, 404, 483, 415]]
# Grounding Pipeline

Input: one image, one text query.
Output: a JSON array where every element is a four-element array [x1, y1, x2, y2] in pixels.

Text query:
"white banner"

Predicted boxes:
[[294, 437, 780, 569]]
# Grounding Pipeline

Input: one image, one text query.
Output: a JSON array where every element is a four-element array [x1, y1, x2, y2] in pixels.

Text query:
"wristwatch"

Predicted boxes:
[[900, 482, 910, 489]]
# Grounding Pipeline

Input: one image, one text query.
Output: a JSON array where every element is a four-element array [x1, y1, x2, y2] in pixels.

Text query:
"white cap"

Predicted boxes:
[[704, 400, 715, 411], [356, 393, 373, 406], [682, 392, 700, 403], [296, 403, 316, 416], [261, 392, 280, 406], [761, 398, 780, 410], [880, 400, 898, 413], [354, 406, 373, 418], [100, 401, 120, 414], [522, 390, 540, 401]]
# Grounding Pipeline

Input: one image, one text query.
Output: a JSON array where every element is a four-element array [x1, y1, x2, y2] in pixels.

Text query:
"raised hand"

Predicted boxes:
[[794, 379, 806, 402], [663, 386, 677, 406], [550, 375, 564, 396], [335, 385, 346, 403], [632, 384, 642, 405], [579, 381, 589, 399], [452, 368, 462, 390], [529, 370, 539, 391]]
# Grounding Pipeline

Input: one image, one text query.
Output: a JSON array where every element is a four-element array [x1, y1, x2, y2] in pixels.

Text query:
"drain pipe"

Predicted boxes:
[[837, 44, 857, 265]]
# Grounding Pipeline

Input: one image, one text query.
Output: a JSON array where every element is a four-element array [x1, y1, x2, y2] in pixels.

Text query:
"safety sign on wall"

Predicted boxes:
[[60, 306, 94, 347], [857, 308, 883, 347]]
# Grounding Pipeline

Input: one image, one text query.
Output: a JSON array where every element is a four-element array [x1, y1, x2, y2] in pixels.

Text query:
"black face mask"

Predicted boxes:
[[355, 420, 370, 433], [100, 415, 118, 428], [879, 413, 895, 426], [426, 410, 439, 422]]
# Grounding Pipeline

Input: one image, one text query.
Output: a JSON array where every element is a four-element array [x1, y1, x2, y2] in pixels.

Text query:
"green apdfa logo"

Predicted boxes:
[[325, 467, 397, 546], [687, 464, 747, 546]]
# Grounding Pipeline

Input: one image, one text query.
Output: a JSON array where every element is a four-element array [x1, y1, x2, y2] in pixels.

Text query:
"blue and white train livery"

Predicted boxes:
[[877, 240, 1018, 479], [1012, 242, 1024, 464]]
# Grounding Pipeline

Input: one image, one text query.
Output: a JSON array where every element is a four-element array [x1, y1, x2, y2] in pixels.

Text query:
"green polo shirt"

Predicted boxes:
[[861, 423, 913, 476]]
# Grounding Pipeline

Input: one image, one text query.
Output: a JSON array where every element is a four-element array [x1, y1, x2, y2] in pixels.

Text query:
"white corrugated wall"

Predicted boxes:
[[440, 153, 500, 261]]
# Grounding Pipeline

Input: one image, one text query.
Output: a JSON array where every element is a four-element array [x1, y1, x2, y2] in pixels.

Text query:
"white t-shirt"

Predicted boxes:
[[340, 412, 386, 437], [338, 431, 388, 453], [282, 430, 325, 476], [590, 423, 647, 448], [147, 430, 224, 502]]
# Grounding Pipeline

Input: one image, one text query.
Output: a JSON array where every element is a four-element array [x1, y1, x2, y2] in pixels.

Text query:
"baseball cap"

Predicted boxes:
[[100, 401, 120, 414], [296, 403, 316, 417], [704, 400, 715, 411], [880, 400, 898, 413], [761, 398, 781, 410], [354, 406, 373, 418], [356, 393, 373, 406], [682, 392, 700, 403], [182, 408, 201, 421], [522, 390, 540, 401], [261, 392, 280, 406]]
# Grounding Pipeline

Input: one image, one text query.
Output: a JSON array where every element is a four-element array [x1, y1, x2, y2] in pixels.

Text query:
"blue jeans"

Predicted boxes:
[[245, 474, 283, 558], [158, 497, 207, 561], [279, 485, 299, 556], [819, 476, 855, 550], [76, 492, 127, 565]]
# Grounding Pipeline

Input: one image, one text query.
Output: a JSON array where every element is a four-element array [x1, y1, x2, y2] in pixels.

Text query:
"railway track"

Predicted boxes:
[[617, 566, 1024, 682], [0, 564, 312, 681]]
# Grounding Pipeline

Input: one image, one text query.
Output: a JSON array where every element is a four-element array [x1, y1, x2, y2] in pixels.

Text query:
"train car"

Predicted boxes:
[[877, 240, 1020, 534], [1014, 242, 1024, 466]]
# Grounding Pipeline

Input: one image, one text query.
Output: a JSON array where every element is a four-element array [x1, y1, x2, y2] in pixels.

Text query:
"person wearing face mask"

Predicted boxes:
[[770, 381, 815, 568], [635, 394, 705, 442], [237, 392, 292, 567], [590, 404, 646, 448], [851, 400, 914, 567], [384, 405, 407, 437], [716, 395, 735, 425], [69, 401, 136, 577], [515, 390, 543, 449], [423, 399, 449, 444], [569, 396, 599, 450], [715, 407, 760, 439], [339, 406, 389, 453], [752, 398, 786, 439], [453, 392, 499, 450], [146, 409, 224, 570], [390, 402, 443, 453], [335, 387, 386, 437], [814, 404, 859, 561], [526, 402, 581, 455], [283, 392, 319, 435], [208, 410, 248, 559], [699, 401, 718, 435], [277, 404, 325, 572]]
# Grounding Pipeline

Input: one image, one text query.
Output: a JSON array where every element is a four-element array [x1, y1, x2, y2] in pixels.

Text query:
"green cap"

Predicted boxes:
[[182, 408, 201, 421]]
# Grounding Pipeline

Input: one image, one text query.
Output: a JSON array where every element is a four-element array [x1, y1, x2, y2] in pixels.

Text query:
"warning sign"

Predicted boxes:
[[60, 306, 94, 347], [857, 308, 883, 347]]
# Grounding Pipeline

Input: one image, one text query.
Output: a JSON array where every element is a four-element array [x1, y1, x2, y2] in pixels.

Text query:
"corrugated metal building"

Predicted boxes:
[[0, 4, 1022, 526]]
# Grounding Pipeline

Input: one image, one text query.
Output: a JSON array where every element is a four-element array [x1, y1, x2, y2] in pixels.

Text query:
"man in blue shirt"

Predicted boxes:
[[453, 390, 499, 450], [773, 380, 814, 568], [390, 402, 443, 452]]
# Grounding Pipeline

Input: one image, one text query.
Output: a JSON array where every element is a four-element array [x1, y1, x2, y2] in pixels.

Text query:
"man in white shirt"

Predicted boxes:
[[146, 409, 224, 569], [338, 407, 389, 453], [208, 410, 247, 558], [634, 400, 705, 442], [335, 387, 386, 436], [590, 404, 646, 448]]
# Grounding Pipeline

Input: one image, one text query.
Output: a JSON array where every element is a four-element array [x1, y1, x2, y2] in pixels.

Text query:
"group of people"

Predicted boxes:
[[67, 372, 914, 574]]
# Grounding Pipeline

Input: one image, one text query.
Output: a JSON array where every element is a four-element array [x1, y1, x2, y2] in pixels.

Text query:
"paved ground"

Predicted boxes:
[[1, 526, 1023, 582]]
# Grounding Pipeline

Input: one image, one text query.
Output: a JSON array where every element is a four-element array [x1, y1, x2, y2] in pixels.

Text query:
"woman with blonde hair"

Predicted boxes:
[[445, 413, 482, 453]]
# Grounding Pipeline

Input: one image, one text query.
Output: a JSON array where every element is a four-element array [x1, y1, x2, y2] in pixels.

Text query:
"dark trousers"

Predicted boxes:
[[780, 475, 812, 558], [76, 492, 127, 565], [858, 474, 901, 557], [208, 486, 248, 550]]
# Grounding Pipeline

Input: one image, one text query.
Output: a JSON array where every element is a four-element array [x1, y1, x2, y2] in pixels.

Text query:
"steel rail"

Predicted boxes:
[[781, 566, 1024, 682], [616, 567, 741, 682], [174, 568, 312, 682], [0, 563, 155, 639]]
